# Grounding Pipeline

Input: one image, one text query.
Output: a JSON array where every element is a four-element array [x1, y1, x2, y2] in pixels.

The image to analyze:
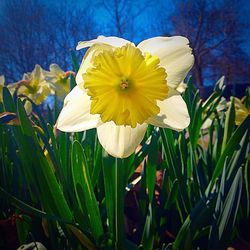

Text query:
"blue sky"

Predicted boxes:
[[63, 0, 249, 53], [0, 0, 249, 85]]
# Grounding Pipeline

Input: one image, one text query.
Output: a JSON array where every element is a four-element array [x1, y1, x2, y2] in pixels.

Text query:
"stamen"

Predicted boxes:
[[120, 79, 129, 89]]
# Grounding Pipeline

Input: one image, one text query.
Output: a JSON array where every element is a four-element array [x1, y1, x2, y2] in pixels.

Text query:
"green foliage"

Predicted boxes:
[[0, 77, 249, 250]]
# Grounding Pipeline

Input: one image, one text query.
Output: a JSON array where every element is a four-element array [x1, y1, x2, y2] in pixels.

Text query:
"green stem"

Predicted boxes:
[[115, 158, 125, 250]]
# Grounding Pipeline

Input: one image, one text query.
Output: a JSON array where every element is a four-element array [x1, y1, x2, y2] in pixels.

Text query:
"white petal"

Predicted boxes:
[[176, 82, 187, 93], [76, 37, 135, 87], [75, 49, 94, 86], [76, 35, 132, 50], [201, 118, 212, 130], [76, 44, 111, 86], [138, 36, 194, 89], [147, 89, 190, 131], [32, 65, 43, 81], [49, 64, 64, 75], [56, 86, 101, 132], [97, 122, 147, 158]]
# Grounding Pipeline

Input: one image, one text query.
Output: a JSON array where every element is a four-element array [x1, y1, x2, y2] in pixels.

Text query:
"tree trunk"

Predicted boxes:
[[193, 55, 203, 86]]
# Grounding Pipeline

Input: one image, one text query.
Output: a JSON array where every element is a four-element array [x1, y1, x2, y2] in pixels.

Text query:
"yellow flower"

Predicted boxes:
[[45, 64, 72, 99], [57, 36, 194, 158], [18, 65, 53, 113], [234, 97, 250, 125], [0, 75, 5, 102]]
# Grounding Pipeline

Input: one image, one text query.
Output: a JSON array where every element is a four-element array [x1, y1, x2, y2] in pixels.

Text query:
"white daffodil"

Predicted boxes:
[[0, 75, 5, 102], [57, 36, 194, 158], [18, 65, 53, 105], [45, 64, 73, 99], [18, 65, 54, 113], [176, 82, 188, 93]]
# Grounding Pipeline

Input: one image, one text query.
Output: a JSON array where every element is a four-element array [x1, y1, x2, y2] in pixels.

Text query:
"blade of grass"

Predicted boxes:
[[207, 115, 249, 193], [115, 158, 125, 250], [221, 98, 235, 153], [103, 155, 115, 236], [71, 140, 104, 241]]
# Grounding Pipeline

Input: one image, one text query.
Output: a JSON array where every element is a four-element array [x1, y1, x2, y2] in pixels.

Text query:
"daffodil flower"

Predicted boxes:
[[18, 65, 54, 113], [0, 75, 5, 102], [234, 97, 249, 125], [176, 82, 188, 93], [45, 64, 73, 99], [18, 65, 53, 105], [57, 36, 194, 158]]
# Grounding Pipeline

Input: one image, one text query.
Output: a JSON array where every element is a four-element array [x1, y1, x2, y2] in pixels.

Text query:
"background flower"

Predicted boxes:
[[17, 65, 54, 113], [234, 96, 250, 125], [45, 64, 72, 99]]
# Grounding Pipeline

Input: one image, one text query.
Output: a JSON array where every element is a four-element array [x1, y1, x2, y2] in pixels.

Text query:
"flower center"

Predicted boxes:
[[120, 78, 129, 90], [83, 44, 168, 128], [23, 81, 38, 94]]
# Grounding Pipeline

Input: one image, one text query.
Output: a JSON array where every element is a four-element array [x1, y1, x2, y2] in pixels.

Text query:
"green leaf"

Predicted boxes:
[[115, 158, 125, 250], [91, 140, 103, 187], [17, 98, 35, 137], [221, 98, 235, 153], [124, 239, 138, 250], [207, 115, 250, 193], [70, 49, 80, 73], [71, 140, 104, 241], [35, 152, 73, 221], [3, 87, 16, 112], [244, 158, 250, 217], [9, 105, 73, 222], [160, 128, 191, 215], [173, 198, 214, 250], [70, 74, 76, 91], [209, 168, 243, 249], [164, 179, 178, 209], [213, 159, 227, 218], [68, 225, 96, 250], [0, 187, 71, 224], [103, 155, 115, 235], [202, 92, 220, 113], [16, 214, 32, 245], [141, 203, 154, 250], [214, 76, 225, 93], [189, 98, 202, 149], [227, 129, 249, 179], [147, 128, 158, 202]]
